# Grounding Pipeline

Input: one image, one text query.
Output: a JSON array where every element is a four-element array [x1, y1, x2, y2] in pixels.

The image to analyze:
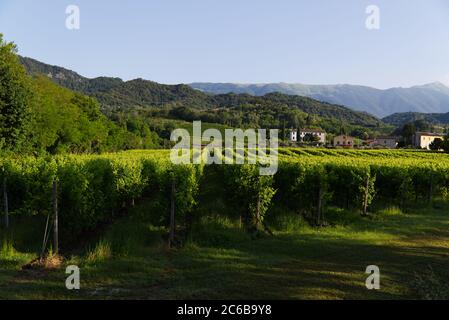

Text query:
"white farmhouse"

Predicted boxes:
[[413, 132, 445, 150], [290, 129, 298, 142], [299, 128, 326, 144]]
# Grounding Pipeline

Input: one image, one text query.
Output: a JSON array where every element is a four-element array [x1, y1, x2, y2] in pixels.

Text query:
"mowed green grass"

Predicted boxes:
[[1, 203, 449, 300]]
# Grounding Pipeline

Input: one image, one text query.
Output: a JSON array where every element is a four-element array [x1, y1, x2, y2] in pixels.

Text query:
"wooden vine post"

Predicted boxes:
[[52, 179, 59, 254], [3, 177, 9, 229], [363, 175, 370, 216], [169, 179, 176, 248], [256, 192, 261, 230], [317, 185, 323, 226], [255, 176, 261, 230], [428, 174, 433, 205]]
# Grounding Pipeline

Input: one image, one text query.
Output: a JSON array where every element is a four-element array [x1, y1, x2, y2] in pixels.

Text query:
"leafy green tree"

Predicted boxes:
[[351, 128, 369, 140], [28, 76, 148, 153], [442, 134, 449, 153], [429, 138, 444, 151], [303, 133, 320, 144], [401, 123, 416, 146], [0, 34, 32, 150]]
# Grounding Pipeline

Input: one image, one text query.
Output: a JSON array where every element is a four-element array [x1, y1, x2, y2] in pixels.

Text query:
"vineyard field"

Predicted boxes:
[[1, 148, 449, 244], [1, 148, 449, 299]]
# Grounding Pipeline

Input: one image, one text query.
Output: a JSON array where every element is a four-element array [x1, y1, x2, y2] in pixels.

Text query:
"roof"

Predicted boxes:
[[415, 132, 445, 137], [334, 135, 354, 139], [376, 136, 399, 140], [300, 128, 326, 133]]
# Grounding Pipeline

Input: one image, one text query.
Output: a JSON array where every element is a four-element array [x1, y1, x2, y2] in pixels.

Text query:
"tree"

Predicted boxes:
[[414, 119, 430, 132], [0, 34, 32, 151], [305, 114, 316, 126], [351, 128, 369, 140], [429, 138, 444, 151], [442, 134, 449, 153], [401, 123, 416, 146], [303, 133, 320, 144]]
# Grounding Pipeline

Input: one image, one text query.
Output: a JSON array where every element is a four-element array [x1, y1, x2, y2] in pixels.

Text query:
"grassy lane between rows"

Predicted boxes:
[[1, 202, 449, 300]]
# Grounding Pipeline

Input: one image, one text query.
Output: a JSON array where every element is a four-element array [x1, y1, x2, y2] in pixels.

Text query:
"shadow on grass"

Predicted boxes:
[[1, 206, 449, 300], [166, 210, 449, 299]]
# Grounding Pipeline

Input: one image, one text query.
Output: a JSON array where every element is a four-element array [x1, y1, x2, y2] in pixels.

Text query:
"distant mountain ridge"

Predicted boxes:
[[19, 56, 382, 128], [189, 82, 449, 118]]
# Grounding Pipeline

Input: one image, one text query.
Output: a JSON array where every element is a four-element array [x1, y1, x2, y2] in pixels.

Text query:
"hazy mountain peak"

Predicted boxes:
[[189, 82, 449, 117], [414, 81, 449, 91]]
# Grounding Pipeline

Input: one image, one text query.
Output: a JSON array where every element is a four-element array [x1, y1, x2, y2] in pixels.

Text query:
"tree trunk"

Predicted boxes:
[[169, 179, 176, 248], [3, 177, 9, 229], [52, 180, 58, 254]]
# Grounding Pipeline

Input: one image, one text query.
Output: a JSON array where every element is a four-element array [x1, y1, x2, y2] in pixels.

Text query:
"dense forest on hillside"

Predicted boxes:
[[28, 76, 161, 153], [0, 36, 160, 154], [21, 57, 379, 124], [19, 56, 393, 142], [383, 111, 449, 127]]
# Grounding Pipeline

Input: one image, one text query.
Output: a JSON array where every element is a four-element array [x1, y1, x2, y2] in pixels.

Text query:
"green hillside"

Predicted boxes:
[[383, 111, 449, 127], [28, 76, 159, 153], [20, 56, 390, 137], [0, 36, 159, 154]]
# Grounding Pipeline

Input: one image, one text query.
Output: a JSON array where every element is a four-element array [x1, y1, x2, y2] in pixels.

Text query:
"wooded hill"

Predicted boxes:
[[383, 111, 449, 127], [20, 57, 389, 136], [0, 33, 161, 155]]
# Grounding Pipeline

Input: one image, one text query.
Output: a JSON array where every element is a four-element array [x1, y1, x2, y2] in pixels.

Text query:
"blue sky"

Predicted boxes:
[[1, 0, 449, 88]]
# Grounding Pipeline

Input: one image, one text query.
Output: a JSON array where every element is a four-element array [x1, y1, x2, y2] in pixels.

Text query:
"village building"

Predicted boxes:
[[363, 139, 376, 147], [413, 132, 445, 150], [290, 129, 298, 142], [371, 136, 399, 148], [299, 128, 326, 144], [334, 135, 355, 148]]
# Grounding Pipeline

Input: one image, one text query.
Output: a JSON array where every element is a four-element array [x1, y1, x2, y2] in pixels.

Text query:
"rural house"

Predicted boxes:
[[334, 135, 354, 148], [290, 129, 298, 142], [299, 128, 326, 144], [413, 132, 445, 150], [372, 136, 399, 148]]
